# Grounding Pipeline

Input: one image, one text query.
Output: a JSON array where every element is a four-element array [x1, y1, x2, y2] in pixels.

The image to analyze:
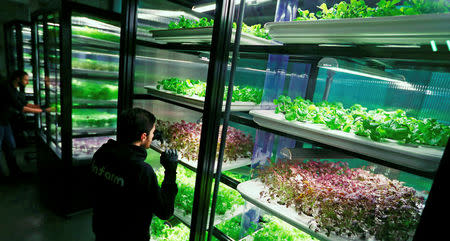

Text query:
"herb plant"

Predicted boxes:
[[258, 159, 425, 240], [273, 95, 450, 147], [295, 0, 450, 21], [156, 120, 254, 162], [157, 77, 263, 104], [168, 16, 271, 40]]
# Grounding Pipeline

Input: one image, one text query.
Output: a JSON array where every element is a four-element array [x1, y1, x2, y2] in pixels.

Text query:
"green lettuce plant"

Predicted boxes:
[[295, 0, 450, 21], [273, 95, 450, 147], [168, 16, 271, 40], [157, 77, 263, 104]]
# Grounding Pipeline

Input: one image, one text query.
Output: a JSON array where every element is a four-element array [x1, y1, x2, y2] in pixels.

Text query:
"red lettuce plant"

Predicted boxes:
[[258, 159, 424, 240], [156, 120, 253, 162]]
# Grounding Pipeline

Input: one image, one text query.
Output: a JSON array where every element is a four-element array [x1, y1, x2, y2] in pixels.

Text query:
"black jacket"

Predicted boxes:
[[0, 81, 26, 125], [91, 139, 178, 241]]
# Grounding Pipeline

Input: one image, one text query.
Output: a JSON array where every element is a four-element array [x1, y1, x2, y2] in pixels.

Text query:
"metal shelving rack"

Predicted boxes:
[[119, 0, 449, 241], [112, 0, 450, 240], [30, 2, 122, 216]]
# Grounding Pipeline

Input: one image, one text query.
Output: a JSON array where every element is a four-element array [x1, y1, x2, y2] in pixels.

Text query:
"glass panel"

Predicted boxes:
[[46, 14, 61, 148], [135, 1, 220, 239], [22, 26, 34, 94], [70, 12, 120, 154], [222, 1, 450, 240]]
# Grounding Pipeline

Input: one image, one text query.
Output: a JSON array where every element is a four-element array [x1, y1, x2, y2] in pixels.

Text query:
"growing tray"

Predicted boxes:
[[249, 110, 443, 173], [265, 13, 450, 45], [173, 205, 244, 229], [150, 27, 275, 45], [151, 142, 251, 172], [145, 85, 259, 112], [237, 179, 365, 241]]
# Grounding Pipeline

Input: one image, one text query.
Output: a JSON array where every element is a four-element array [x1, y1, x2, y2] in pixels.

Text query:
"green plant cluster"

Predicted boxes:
[[150, 217, 190, 240], [253, 216, 318, 241], [72, 58, 118, 72], [168, 16, 271, 40], [72, 79, 118, 100], [274, 95, 450, 147], [214, 214, 317, 241], [154, 165, 245, 217], [295, 0, 450, 21], [168, 16, 214, 29], [72, 26, 120, 42], [157, 77, 263, 104], [72, 109, 117, 128]]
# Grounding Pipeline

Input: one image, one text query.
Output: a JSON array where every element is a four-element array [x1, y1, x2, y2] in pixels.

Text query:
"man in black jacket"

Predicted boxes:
[[0, 71, 42, 177], [91, 108, 178, 241]]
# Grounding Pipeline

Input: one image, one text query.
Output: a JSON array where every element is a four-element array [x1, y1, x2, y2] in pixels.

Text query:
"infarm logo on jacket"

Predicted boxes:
[[92, 163, 125, 187]]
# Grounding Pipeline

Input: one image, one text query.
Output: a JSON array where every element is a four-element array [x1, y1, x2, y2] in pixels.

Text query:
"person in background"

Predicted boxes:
[[0, 70, 42, 178], [91, 108, 178, 241]]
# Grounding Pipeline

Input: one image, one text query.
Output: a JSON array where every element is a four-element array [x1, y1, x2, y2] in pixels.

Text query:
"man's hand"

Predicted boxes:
[[160, 149, 178, 172]]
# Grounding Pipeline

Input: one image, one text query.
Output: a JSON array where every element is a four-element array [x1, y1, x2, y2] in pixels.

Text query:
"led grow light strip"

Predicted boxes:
[[192, 0, 272, 13], [318, 57, 406, 82]]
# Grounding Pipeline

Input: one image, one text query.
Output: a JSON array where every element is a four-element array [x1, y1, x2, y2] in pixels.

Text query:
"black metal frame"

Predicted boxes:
[[3, 20, 31, 81]]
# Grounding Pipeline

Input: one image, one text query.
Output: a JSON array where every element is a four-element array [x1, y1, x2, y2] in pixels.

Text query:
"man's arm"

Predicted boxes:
[[23, 105, 42, 113], [147, 167, 178, 220]]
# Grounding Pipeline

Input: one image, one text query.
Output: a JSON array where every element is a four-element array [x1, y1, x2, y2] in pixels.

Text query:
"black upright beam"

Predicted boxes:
[[117, 0, 137, 131], [414, 142, 449, 240], [30, 17, 40, 129], [59, 0, 73, 173], [189, 0, 235, 240], [16, 24, 24, 72]]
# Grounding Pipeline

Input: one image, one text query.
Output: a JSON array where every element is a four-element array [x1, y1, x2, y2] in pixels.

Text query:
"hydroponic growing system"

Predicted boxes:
[[30, 3, 121, 215], [28, 0, 449, 239]]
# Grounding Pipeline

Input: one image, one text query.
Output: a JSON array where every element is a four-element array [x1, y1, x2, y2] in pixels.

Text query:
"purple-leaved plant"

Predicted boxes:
[[258, 159, 424, 240], [157, 120, 253, 162]]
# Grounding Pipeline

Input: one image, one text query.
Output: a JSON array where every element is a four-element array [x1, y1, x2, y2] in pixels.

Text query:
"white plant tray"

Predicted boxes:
[[145, 85, 259, 112], [151, 142, 251, 172], [249, 110, 443, 173], [173, 205, 244, 229], [238, 179, 366, 241], [265, 13, 450, 45], [150, 27, 275, 45]]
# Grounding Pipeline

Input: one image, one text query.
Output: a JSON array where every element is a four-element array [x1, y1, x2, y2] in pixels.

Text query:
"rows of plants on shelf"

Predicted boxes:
[[72, 57, 118, 72], [258, 159, 425, 240], [72, 25, 120, 43], [150, 211, 318, 241], [217, 214, 318, 241], [72, 136, 112, 156], [156, 120, 253, 162], [295, 0, 449, 21], [72, 109, 117, 128], [168, 16, 271, 40], [273, 95, 450, 147], [155, 165, 244, 220], [72, 78, 118, 101], [156, 77, 263, 104]]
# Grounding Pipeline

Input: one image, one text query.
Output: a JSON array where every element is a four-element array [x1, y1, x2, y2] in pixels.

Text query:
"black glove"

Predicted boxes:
[[153, 129, 164, 144], [160, 149, 178, 172]]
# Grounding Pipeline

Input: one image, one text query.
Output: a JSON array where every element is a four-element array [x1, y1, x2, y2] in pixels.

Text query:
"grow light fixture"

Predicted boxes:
[[192, 0, 271, 13], [317, 57, 406, 83]]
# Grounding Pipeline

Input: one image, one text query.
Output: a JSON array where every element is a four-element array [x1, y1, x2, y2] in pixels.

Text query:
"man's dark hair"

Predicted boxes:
[[117, 108, 156, 144], [9, 70, 28, 83]]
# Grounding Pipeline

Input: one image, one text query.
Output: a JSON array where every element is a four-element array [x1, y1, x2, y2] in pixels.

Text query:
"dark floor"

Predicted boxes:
[[0, 147, 95, 241]]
